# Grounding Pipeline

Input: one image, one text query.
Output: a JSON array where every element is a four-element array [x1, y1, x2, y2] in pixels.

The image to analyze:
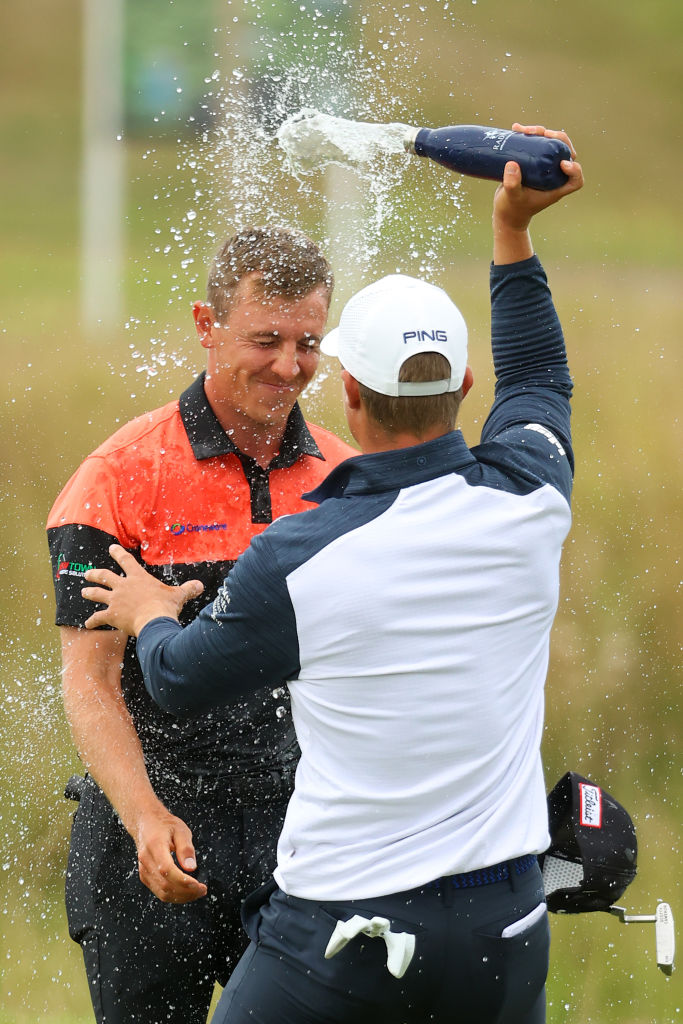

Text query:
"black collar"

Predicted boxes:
[[179, 373, 324, 468]]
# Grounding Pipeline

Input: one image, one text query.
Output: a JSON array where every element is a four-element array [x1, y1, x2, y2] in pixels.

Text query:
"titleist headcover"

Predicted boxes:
[[541, 772, 638, 913]]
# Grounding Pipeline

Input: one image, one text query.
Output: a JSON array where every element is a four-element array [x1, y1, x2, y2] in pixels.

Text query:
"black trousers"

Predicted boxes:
[[65, 775, 289, 1024], [212, 861, 550, 1024]]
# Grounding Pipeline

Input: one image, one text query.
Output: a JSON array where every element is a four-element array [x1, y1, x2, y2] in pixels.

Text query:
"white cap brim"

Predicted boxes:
[[320, 326, 340, 358]]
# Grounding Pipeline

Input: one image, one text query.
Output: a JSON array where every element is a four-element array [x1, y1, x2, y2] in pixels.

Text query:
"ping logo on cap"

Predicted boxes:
[[403, 329, 448, 344]]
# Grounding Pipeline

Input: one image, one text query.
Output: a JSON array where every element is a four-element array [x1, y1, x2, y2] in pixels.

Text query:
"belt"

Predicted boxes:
[[430, 854, 538, 890], [64, 767, 296, 808], [144, 764, 297, 807]]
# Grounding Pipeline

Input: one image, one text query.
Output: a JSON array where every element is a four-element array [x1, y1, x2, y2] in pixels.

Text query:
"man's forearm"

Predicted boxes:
[[490, 256, 568, 377], [61, 627, 165, 838], [493, 220, 533, 266], [63, 662, 209, 903], [64, 676, 165, 834], [490, 130, 582, 266]]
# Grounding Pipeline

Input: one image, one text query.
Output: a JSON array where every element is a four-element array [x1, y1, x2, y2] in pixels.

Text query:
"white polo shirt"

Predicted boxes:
[[138, 255, 574, 900]]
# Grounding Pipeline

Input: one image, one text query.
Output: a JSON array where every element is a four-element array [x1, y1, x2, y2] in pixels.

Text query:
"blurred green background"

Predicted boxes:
[[0, 1, 680, 1021]]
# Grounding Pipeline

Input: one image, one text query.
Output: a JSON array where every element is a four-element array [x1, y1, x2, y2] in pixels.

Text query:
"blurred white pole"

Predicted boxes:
[[80, 0, 125, 330], [324, 163, 365, 308]]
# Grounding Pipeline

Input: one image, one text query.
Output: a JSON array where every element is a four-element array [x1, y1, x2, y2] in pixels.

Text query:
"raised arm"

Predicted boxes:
[[493, 124, 584, 265], [478, 125, 584, 491]]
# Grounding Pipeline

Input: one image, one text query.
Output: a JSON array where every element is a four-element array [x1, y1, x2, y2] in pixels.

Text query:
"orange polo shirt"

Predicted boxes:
[[47, 373, 355, 777]]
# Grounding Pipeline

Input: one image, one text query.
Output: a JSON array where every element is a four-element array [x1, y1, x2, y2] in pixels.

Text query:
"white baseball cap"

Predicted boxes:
[[321, 274, 468, 397]]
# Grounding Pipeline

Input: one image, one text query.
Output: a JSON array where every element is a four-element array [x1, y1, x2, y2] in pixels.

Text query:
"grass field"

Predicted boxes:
[[1, 0, 681, 1020]]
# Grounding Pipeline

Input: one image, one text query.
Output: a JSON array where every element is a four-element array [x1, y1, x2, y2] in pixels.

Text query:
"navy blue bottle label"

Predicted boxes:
[[413, 125, 570, 191]]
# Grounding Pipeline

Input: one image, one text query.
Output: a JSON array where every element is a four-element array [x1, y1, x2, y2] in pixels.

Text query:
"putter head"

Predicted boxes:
[[608, 902, 675, 975], [655, 903, 675, 975]]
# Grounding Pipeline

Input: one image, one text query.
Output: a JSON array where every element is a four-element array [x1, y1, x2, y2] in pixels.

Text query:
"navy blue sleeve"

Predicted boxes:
[[479, 256, 574, 496], [137, 532, 300, 717]]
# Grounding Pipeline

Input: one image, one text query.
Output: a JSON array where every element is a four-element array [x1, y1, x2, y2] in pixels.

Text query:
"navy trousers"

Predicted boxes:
[[212, 860, 550, 1024], [65, 775, 289, 1024]]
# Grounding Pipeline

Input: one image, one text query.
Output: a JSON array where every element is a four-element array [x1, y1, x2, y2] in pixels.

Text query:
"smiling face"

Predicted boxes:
[[194, 273, 330, 436]]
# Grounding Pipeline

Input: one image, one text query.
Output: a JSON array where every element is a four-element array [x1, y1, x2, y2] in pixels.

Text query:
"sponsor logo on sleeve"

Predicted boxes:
[[55, 554, 96, 582]]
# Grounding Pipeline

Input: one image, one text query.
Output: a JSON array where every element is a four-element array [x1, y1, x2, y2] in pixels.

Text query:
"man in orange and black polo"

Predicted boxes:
[[46, 226, 355, 1024]]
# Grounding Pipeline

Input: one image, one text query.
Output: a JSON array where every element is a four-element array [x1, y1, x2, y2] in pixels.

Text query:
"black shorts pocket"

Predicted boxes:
[[65, 780, 133, 938]]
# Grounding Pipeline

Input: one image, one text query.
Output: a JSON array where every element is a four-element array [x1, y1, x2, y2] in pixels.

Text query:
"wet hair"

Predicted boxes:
[[358, 352, 462, 437], [207, 226, 334, 321]]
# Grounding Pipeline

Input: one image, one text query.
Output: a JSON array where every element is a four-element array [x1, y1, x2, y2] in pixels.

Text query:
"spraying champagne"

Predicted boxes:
[[277, 111, 571, 191], [404, 124, 571, 191]]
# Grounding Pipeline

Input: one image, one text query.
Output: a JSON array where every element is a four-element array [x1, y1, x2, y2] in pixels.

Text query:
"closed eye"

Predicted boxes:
[[248, 332, 280, 348], [299, 337, 321, 352], [247, 332, 321, 352]]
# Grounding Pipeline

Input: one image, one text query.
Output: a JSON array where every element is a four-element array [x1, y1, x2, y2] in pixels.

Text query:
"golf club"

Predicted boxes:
[[607, 902, 675, 975]]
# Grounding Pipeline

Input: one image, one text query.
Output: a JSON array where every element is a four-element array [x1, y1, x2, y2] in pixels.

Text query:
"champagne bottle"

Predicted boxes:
[[404, 124, 571, 191]]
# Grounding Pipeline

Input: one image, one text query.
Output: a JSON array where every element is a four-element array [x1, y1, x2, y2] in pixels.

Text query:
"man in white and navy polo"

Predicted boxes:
[[81, 125, 584, 1024]]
